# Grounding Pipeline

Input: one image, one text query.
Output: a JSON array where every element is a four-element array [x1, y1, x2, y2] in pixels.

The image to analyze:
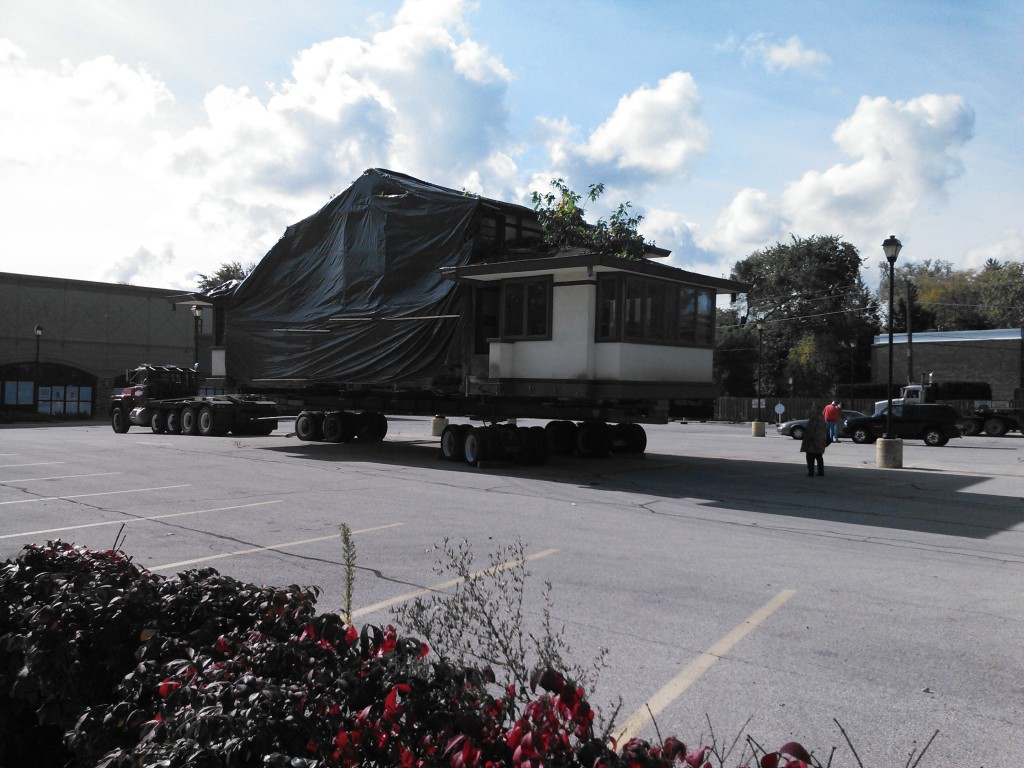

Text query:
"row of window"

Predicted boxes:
[[495, 274, 715, 347], [2, 381, 94, 415]]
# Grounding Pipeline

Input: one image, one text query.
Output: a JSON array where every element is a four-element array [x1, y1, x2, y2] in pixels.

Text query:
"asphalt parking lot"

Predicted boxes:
[[1, 418, 1021, 765]]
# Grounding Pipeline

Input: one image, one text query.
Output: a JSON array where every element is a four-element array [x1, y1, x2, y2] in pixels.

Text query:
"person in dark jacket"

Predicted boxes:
[[800, 410, 830, 476]]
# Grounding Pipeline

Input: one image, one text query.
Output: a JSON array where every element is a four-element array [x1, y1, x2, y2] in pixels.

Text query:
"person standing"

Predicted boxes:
[[800, 410, 830, 476], [823, 401, 841, 443]]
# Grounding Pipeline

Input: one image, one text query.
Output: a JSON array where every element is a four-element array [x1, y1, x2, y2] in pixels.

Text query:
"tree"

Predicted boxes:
[[531, 179, 653, 259], [719, 235, 880, 397], [195, 261, 255, 294]]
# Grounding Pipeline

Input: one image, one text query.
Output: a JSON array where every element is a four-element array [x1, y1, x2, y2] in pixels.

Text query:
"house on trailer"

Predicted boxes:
[[220, 168, 746, 423]]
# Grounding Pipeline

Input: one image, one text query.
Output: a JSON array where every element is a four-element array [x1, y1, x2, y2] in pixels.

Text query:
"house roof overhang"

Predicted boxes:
[[440, 249, 749, 295]]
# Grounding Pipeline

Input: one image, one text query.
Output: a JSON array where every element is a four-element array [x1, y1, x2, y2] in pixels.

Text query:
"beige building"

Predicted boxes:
[[0, 271, 212, 418]]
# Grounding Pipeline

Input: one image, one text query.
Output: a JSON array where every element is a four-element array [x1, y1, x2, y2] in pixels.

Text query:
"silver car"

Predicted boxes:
[[776, 409, 867, 440]]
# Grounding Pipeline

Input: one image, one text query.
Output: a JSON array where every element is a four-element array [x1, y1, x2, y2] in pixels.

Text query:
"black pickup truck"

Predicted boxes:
[[843, 404, 962, 447]]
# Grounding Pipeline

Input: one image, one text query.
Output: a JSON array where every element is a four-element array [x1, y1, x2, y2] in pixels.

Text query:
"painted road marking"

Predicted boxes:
[[0, 501, 284, 541], [0, 485, 190, 506], [616, 589, 796, 743], [351, 547, 560, 619], [1, 472, 120, 484], [0, 462, 66, 469], [150, 522, 404, 571]]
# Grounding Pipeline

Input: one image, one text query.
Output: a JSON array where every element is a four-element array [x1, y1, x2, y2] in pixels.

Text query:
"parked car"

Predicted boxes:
[[777, 409, 867, 440], [843, 404, 962, 446]]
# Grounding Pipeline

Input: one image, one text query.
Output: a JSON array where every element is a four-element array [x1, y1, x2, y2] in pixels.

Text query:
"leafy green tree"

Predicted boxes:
[[195, 260, 255, 294], [531, 179, 652, 259], [720, 235, 880, 397]]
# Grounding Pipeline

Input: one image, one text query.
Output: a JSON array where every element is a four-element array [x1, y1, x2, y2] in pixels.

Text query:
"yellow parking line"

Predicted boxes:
[[616, 589, 796, 743], [150, 522, 403, 571], [352, 547, 560, 619], [0, 500, 284, 540], [0, 485, 190, 506]]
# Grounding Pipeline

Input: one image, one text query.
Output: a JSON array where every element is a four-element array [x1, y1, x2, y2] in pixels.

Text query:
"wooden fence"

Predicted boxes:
[[714, 396, 879, 424]]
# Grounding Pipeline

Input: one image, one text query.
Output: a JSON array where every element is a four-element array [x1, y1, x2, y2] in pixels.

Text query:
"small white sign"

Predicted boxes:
[[774, 403, 786, 415]]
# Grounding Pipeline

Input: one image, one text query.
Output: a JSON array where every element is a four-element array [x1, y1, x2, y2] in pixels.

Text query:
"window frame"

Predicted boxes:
[[499, 275, 553, 341], [596, 273, 716, 348]]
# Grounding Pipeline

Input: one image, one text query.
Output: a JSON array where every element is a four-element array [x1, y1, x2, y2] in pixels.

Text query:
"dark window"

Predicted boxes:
[[500, 277, 551, 340], [596, 275, 715, 347]]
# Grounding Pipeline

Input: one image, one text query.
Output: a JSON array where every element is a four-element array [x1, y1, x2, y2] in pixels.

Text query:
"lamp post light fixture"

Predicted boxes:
[[882, 235, 902, 440], [34, 325, 43, 364], [190, 304, 203, 367], [755, 317, 765, 423]]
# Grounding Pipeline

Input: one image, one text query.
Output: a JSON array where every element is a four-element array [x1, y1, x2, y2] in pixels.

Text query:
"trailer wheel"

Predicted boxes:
[[323, 411, 354, 443], [984, 417, 1008, 437], [165, 409, 181, 434], [355, 411, 388, 442], [440, 424, 467, 461], [150, 411, 165, 434], [923, 427, 948, 447], [181, 407, 199, 435], [522, 426, 549, 465], [295, 411, 323, 441], [958, 419, 979, 436], [544, 420, 577, 455], [198, 406, 216, 436], [624, 423, 647, 454], [111, 407, 130, 434], [463, 426, 489, 467], [576, 422, 611, 458]]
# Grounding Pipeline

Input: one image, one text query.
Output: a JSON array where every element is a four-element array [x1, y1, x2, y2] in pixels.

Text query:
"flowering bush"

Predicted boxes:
[[0, 541, 924, 767]]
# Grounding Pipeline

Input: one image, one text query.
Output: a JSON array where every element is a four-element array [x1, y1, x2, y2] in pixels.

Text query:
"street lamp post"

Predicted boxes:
[[190, 305, 203, 368], [882, 236, 902, 439], [33, 325, 43, 411], [755, 317, 765, 422], [34, 325, 43, 365]]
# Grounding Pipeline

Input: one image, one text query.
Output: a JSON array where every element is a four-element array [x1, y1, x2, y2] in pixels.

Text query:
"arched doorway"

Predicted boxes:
[[0, 362, 97, 418]]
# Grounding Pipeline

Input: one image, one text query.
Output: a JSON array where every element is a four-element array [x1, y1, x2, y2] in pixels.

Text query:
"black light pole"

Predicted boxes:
[[882, 235, 902, 439], [190, 305, 203, 367], [755, 317, 765, 422], [34, 325, 43, 410]]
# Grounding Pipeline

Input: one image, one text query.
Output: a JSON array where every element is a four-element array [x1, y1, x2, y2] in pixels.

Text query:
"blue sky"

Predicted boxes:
[[1, 0, 1020, 292]]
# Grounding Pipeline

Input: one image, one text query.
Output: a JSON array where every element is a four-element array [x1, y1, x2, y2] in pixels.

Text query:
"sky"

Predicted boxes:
[[1, 0, 1021, 294]]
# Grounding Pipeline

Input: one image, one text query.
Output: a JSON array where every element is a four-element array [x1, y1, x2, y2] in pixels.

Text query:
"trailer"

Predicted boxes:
[[110, 364, 278, 436], [214, 169, 747, 465], [886, 382, 1023, 436]]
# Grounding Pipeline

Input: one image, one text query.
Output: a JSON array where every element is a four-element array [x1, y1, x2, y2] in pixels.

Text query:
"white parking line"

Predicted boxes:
[[615, 589, 796, 743], [0, 485, 190, 506], [150, 522, 404, 571], [351, 547, 560, 619], [1, 472, 120, 484], [0, 500, 284, 541], [0, 461, 66, 469]]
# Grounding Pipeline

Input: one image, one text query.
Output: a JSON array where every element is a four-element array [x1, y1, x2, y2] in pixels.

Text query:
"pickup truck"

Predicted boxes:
[[843, 404, 961, 447]]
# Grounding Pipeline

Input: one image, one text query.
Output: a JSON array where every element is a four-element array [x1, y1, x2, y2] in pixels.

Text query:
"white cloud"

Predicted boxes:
[[736, 33, 831, 73], [580, 72, 708, 177], [699, 188, 785, 258], [962, 229, 1024, 270]]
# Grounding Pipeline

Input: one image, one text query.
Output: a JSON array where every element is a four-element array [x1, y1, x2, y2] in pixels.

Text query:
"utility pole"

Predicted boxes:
[[905, 277, 914, 384]]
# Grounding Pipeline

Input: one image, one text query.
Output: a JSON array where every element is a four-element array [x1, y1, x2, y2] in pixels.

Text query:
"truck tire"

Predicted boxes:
[[323, 411, 354, 443], [959, 419, 980, 436], [440, 424, 467, 461], [850, 426, 874, 444], [463, 426, 491, 467], [111, 407, 130, 434], [295, 411, 322, 441], [521, 426, 549, 465], [355, 411, 388, 442], [624, 423, 647, 454], [923, 427, 948, 447], [165, 409, 181, 434], [181, 407, 199, 435], [544, 420, 577, 455], [150, 411, 165, 434], [198, 406, 216, 436], [576, 421, 611, 458], [984, 417, 1008, 437]]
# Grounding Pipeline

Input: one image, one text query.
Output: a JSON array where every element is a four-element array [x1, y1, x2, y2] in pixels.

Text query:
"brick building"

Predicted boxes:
[[871, 328, 1024, 402]]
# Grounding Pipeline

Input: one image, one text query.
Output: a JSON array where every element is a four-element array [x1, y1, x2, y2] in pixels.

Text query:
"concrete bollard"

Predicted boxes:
[[876, 437, 903, 468], [751, 420, 766, 437]]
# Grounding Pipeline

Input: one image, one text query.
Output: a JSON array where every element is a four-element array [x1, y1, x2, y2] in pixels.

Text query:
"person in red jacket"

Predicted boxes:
[[823, 401, 842, 443]]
